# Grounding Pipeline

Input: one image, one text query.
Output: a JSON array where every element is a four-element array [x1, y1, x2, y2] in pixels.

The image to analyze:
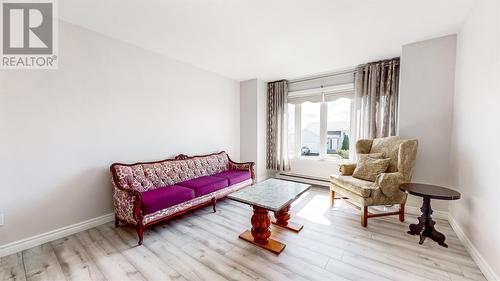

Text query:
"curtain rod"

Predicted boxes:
[[273, 57, 400, 84], [288, 68, 356, 84], [268, 79, 287, 84], [357, 57, 400, 68]]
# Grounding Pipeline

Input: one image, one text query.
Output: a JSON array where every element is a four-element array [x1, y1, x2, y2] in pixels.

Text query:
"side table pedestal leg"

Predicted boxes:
[[407, 197, 448, 248]]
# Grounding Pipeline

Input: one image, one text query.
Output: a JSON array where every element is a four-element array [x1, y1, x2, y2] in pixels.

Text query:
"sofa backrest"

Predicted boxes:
[[111, 151, 229, 192]]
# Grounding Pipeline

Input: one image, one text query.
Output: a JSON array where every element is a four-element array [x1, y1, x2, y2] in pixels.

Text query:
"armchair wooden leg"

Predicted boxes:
[[136, 222, 144, 245], [399, 203, 405, 222], [330, 190, 335, 208], [361, 206, 368, 227], [114, 216, 120, 228]]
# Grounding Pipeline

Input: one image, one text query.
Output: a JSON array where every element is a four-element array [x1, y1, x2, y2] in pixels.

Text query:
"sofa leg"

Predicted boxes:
[[211, 197, 217, 212], [330, 190, 335, 208], [136, 222, 144, 245], [361, 206, 368, 227], [114, 216, 120, 228], [399, 203, 405, 222]]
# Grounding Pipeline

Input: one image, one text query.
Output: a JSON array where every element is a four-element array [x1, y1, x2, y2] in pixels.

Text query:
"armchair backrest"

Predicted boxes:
[[355, 136, 418, 181]]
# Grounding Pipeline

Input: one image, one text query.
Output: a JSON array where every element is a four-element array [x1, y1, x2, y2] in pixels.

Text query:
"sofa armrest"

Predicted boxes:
[[110, 171, 143, 225], [375, 172, 406, 198], [339, 163, 357, 176], [228, 157, 255, 180]]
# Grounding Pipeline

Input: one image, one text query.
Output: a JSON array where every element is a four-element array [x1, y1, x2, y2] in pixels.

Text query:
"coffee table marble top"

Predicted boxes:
[[227, 178, 311, 212]]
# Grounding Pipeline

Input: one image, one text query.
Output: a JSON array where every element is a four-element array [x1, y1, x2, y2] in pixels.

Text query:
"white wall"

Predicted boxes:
[[240, 79, 269, 181], [399, 35, 457, 211], [240, 80, 258, 163], [449, 0, 500, 278], [256, 79, 268, 180], [0, 21, 240, 246]]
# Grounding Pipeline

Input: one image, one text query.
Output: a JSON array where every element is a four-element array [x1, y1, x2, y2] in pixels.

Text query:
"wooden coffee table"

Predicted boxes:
[[400, 183, 461, 248], [227, 178, 311, 254]]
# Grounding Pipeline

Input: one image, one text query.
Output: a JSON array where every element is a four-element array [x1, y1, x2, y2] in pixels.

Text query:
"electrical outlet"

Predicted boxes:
[[0, 213, 4, 226]]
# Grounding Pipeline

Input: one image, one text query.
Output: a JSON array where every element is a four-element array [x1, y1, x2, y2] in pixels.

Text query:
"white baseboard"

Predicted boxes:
[[275, 173, 330, 187], [448, 214, 499, 281], [405, 205, 449, 221], [0, 213, 114, 258]]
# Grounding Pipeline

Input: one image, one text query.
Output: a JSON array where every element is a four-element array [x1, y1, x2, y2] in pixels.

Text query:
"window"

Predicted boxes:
[[287, 86, 354, 160], [300, 102, 321, 156], [326, 98, 351, 159]]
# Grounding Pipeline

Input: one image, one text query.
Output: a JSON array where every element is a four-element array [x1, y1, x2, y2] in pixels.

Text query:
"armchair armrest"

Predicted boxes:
[[339, 163, 357, 176], [228, 157, 255, 180], [375, 172, 406, 197]]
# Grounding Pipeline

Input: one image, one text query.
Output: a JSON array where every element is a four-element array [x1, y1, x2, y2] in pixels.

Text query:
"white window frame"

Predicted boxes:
[[288, 88, 355, 162]]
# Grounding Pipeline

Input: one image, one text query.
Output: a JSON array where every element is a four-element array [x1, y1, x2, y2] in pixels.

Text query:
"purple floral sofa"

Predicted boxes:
[[110, 151, 254, 244]]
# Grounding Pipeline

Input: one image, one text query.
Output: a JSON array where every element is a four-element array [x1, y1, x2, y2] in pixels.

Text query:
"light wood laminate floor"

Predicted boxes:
[[0, 187, 486, 281]]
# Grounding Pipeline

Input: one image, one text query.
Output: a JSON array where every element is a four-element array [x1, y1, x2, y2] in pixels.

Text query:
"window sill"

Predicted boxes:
[[291, 157, 353, 164]]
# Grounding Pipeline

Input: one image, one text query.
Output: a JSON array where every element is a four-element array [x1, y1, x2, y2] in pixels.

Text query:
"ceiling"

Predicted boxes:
[[59, 0, 476, 81]]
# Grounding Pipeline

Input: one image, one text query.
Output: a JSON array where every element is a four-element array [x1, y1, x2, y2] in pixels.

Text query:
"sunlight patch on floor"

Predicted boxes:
[[291, 191, 309, 208], [296, 194, 331, 225]]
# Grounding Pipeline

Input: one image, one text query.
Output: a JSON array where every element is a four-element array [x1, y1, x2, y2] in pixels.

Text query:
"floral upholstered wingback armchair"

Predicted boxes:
[[330, 136, 418, 227]]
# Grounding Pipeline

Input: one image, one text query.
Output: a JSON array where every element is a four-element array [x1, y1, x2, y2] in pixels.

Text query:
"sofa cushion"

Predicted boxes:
[[177, 176, 229, 197], [330, 174, 377, 198], [212, 169, 251, 185], [141, 185, 195, 215]]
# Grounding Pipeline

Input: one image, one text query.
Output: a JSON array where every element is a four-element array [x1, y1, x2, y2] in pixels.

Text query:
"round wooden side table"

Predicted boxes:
[[400, 183, 461, 248]]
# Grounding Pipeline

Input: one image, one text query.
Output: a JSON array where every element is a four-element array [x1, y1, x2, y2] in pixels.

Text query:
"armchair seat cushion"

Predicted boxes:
[[177, 176, 229, 197], [141, 185, 195, 215], [212, 169, 251, 185], [330, 174, 377, 198]]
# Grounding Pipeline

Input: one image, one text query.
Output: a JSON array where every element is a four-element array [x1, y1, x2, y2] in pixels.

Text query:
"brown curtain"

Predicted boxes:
[[354, 58, 400, 139], [266, 80, 290, 171]]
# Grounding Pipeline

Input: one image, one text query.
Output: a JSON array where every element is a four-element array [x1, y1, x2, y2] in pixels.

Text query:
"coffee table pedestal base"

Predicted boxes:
[[238, 230, 286, 254], [408, 197, 448, 248], [271, 219, 304, 232], [238, 206, 286, 254], [271, 205, 304, 232]]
